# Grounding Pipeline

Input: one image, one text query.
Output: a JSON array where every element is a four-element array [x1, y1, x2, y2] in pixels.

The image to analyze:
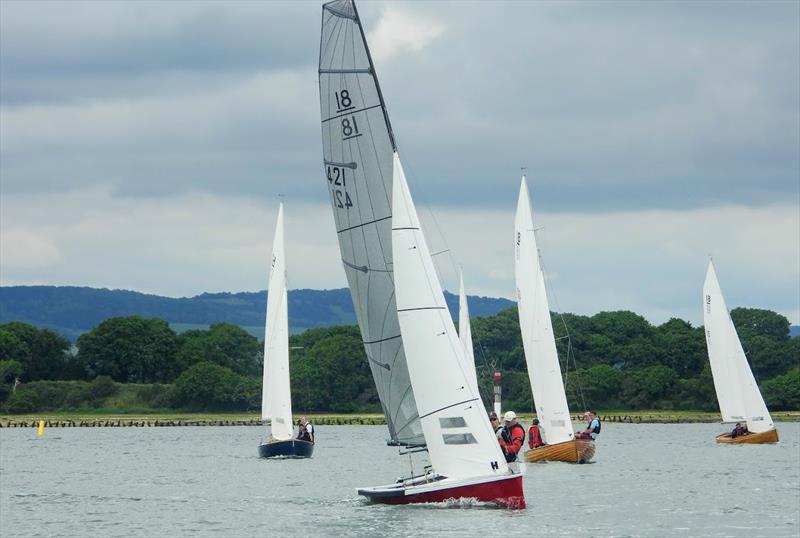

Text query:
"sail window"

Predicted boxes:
[[439, 417, 467, 429], [442, 433, 477, 445]]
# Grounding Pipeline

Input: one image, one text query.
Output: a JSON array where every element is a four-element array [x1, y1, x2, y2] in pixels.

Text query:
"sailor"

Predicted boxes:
[[580, 411, 601, 440], [298, 417, 315, 443], [528, 418, 545, 449], [499, 411, 526, 463], [489, 411, 503, 439], [731, 422, 746, 438]]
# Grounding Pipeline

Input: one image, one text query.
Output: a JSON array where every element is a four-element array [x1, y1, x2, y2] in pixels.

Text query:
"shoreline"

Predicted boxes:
[[2, 410, 798, 428]]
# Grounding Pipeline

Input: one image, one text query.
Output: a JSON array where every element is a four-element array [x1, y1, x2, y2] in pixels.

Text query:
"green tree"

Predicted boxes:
[[731, 308, 790, 342], [290, 327, 377, 412], [77, 316, 178, 383], [0, 322, 71, 381], [171, 361, 258, 411], [761, 367, 800, 410], [175, 323, 260, 377], [656, 318, 707, 377], [622, 365, 679, 409]]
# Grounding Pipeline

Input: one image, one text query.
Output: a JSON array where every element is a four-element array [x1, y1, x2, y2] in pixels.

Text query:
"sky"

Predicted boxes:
[[1, 0, 798, 327]]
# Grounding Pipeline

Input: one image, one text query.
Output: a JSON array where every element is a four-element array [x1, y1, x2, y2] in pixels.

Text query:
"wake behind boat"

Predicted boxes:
[[514, 176, 595, 464], [703, 261, 779, 445], [318, 0, 523, 508], [258, 204, 314, 459]]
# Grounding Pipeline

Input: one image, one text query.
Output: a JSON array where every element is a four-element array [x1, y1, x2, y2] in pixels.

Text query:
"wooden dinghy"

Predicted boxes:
[[524, 438, 595, 463], [703, 262, 779, 445], [715, 429, 779, 445]]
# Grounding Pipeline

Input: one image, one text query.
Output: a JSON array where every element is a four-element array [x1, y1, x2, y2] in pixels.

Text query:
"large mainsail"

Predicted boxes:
[[703, 261, 774, 433], [458, 270, 481, 398], [514, 176, 574, 445], [392, 154, 508, 478], [261, 203, 293, 441], [318, 0, 422, 445]]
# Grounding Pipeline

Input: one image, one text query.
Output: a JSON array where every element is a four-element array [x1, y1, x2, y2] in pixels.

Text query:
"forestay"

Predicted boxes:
[[318, 0, 422, 446], [703, 261, 774, 433], [392, 154, 508, 479], [261, 203, 293, 441], [514, 177, 574, 445], [458, 270, 481, 398]]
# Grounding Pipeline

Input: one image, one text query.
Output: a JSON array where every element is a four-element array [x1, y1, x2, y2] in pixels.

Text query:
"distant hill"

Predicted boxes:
[[0, 286, 515, 341]]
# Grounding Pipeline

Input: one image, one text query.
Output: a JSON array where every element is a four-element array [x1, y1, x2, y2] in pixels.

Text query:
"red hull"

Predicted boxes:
[[361, 475, 525, 509]]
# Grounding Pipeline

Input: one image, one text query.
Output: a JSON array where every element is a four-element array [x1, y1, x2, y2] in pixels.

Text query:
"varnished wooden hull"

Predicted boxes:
[[523, 438, 595, 463], [716, 429, 779, 444]]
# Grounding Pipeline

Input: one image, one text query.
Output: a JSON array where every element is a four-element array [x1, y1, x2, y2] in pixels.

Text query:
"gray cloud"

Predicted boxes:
[[1, 1, 797, 324]]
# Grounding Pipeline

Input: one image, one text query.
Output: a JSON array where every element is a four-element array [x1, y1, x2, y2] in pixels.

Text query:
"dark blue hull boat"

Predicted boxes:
[[258, 439, 314, 458]]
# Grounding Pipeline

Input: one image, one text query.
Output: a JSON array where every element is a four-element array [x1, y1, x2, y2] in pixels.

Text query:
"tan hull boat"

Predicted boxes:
[[524, 438, 596, 463], [716, 429, 779, 444]]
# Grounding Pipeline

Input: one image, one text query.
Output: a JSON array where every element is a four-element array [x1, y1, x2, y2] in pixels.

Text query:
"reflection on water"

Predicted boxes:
[[1, 423, 798, 537]]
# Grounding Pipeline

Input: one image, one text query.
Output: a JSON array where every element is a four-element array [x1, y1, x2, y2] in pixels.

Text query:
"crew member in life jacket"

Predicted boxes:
[[578, 411, 601, 440], [297, 416, 315, 443], [499, 411, 526, 462], [489, 412, 503, 439], [528, 418, 545, 449]]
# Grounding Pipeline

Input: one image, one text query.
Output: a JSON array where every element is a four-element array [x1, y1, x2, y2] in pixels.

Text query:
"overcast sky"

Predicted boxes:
[[1, 0, 798, 326]]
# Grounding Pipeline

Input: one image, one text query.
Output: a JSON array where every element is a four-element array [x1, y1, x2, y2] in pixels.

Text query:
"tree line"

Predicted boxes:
[[0, 306, 797, 414]]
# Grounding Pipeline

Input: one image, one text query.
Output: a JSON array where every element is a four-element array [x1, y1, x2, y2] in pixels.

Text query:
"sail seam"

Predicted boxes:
[[322, 103, 382, 123], [337, 215, 391, 234], [363, 334, 401, 345], [397, 306, 446, 312]]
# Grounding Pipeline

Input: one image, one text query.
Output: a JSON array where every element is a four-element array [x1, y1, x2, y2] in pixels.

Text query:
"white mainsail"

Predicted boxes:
[[318, 0, 422, 446], [392, 153, 508, 479], [703, 261, 774, 433], [458, 270, 481, 398], [514, 176, 574, 445], [261, 203, 293, 441]]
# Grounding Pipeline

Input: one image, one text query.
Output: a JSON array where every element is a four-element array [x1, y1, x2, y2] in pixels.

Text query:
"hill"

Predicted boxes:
[[0, 286, 514, 341]]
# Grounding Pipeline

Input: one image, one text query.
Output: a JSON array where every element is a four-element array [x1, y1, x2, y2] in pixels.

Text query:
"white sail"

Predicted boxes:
[[318, 0, 422, 446], [458, 270, 481, 398], [261, 203, 293, 441], [514, 176, 574, 445], [392, 153, 509, 479], [703, 261, 774, 433]]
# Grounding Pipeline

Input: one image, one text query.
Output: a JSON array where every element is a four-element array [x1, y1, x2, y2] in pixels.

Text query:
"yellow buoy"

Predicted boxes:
[[37, 420, 45, 437]]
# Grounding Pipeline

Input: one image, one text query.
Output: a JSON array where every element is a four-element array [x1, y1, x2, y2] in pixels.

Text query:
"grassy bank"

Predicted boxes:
[[2, 410, 798, 428]]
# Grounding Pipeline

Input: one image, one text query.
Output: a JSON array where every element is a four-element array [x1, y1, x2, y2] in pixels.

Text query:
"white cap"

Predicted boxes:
[[503, 411, 516, 422]]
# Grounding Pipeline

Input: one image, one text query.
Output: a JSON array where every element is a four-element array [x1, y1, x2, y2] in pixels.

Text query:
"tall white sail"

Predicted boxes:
[[261, 203, 293, 441], [703, 261, 774, 433], [318, 0, 422, 446], [392, 154, 508, 479], [514, 176, 574, 445], [458, 270, 481, 398]]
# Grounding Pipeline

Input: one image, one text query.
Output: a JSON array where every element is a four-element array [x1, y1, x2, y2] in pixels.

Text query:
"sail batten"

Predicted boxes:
[[318, 1, 422, 445], [703, 261, 774, 433], [515, 177, 574, 445]]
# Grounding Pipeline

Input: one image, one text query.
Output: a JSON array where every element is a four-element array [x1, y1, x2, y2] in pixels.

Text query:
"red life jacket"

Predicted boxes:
[[528, 425, 544, 448]]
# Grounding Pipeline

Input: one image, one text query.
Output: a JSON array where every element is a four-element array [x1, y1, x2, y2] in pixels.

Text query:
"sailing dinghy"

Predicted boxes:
[[515, 176, 595, 463], [258, 204, 313, 458], [703, 261, 779, 444], [318, 0, 523, 507]]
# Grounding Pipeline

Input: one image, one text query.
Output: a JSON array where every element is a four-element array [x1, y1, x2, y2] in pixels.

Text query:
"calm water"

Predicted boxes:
[[1, 422, 798, 537]]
